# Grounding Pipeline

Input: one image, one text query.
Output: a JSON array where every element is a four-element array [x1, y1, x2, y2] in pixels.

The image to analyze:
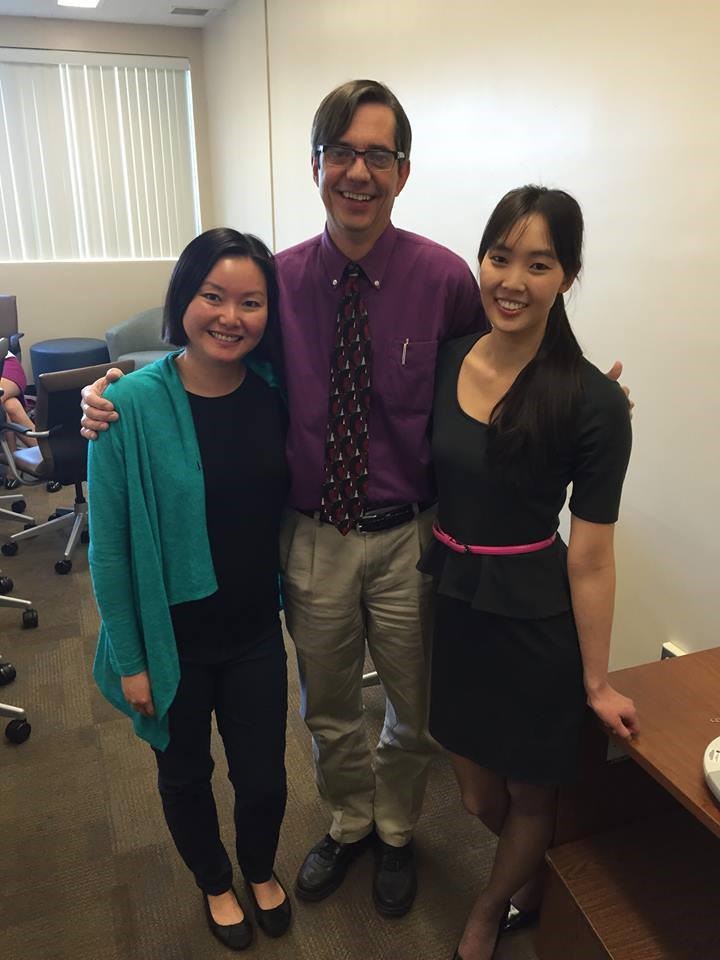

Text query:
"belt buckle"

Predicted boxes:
[[357, 504, 414, 533], [356, 511, 381, 533]]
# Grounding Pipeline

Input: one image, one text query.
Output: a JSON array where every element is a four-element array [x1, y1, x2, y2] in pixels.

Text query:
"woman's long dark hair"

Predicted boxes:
[[479, 185, 584, 473], [163, 228, 285, 389]]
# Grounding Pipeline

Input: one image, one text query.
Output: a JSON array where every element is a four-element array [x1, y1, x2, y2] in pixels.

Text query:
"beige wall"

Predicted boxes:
[[0, 15, 212, 362], [202, 0, 273, 244], [203, 0, 720, 668]]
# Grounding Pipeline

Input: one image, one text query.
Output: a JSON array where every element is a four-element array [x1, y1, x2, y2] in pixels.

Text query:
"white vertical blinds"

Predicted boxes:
[[0, 50, 200, 261]]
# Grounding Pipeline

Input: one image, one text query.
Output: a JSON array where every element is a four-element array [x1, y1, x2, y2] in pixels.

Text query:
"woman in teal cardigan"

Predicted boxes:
[[89, 229, 291, 951]]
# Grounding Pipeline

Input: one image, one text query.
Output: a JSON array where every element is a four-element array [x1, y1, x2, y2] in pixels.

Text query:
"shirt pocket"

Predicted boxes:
[[384, 338, 439, 417]]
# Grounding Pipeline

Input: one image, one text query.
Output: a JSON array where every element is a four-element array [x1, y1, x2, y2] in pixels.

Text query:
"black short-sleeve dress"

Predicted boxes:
[[418, 333, 632, 784]]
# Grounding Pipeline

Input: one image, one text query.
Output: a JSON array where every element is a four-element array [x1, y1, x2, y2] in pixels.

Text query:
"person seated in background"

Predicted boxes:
[[1, 350, 37, 450], [420, 185, 639, 960], [88, 228, 291, 953]]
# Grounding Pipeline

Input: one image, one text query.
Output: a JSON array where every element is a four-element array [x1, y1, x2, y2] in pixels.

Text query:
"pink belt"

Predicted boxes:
[[432, 522, 556, 556]]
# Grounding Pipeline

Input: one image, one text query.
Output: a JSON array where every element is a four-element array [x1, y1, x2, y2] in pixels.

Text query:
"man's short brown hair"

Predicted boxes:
[[311, 79, 412, 159]]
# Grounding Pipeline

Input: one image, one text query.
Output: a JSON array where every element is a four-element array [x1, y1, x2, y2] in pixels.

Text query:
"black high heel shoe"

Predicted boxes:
[[247, 873, 292, 938], [203, 887, 253, 951], [501, 900, 540, 933]]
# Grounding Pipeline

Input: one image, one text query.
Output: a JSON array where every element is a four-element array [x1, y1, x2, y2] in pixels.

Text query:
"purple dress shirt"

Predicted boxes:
[[276, 223, 487, 510]]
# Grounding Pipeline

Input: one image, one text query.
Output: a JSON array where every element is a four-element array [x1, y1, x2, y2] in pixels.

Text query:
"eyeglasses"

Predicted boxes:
[[316, 144, 406, 172]]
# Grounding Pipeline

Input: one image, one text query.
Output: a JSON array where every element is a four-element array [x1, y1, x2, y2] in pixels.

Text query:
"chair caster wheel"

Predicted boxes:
[[46, 480, 62, 493], [2, 542, 18, 557], [5, 478, 20, 491], [55, 559, 72, 575], [80, 530, 90, 544], [22, 608, 39, 629], [6, 717, 31, 744], [0, 661, 17, 685], [11, 499, 27, 513], [0, 575, 13, 593]]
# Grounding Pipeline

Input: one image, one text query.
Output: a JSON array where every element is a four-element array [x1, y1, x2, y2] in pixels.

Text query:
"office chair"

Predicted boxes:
[[362, 669, 381, 688], [0, 357, 135, 574], [0, 294, 25, 360], [0, 490, 34, 528], [106, 306, 175, 369], [0, 567, 37, 629], [0, 650, 32, 743]]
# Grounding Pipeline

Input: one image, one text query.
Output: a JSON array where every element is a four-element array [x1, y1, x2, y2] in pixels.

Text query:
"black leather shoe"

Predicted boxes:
[[501, 901, 540, 933], [372, 839, 417, 917], [295, 832, 373, 901], [247, 874, 292, 938], [203, 887, 253, 951]]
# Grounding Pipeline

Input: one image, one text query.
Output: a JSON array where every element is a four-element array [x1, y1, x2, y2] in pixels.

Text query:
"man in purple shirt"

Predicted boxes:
[[275, 81, 484, 916], [81, 79, 484, 917]]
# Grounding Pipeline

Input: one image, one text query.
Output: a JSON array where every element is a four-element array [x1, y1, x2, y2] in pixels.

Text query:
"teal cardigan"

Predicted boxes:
[[89, 352, 280, 750]]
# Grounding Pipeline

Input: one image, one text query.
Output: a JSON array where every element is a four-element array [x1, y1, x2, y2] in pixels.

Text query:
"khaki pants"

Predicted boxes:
[[280, 507, 436, 846]]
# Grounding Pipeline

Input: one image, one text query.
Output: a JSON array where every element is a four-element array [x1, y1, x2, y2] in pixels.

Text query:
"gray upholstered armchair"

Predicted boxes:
[[105, 307, 176, 369]]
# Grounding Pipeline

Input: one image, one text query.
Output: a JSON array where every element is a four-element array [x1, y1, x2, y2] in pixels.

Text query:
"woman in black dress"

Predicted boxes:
[[419, 186, 639, 960]]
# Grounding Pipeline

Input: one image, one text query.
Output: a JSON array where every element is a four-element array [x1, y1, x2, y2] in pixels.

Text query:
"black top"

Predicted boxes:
[[418, 333, 632, 619], [171, 368, 289, 655]]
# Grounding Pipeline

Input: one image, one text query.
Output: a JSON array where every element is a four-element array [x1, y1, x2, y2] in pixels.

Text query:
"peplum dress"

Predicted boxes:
[[418, 333, 632, 784]]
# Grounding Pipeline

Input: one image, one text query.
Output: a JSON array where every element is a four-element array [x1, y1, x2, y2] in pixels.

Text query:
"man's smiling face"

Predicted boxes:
[[312, 102, 410, 256]]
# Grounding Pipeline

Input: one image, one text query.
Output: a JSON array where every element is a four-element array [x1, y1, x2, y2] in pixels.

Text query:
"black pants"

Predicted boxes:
[[154, 624, 288, 894]]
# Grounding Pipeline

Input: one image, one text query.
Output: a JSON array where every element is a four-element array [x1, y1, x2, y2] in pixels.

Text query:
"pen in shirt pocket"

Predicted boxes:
[[401, 338, 409, 365]]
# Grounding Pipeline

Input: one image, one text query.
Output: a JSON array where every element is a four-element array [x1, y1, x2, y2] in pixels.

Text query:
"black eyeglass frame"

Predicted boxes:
[[316, 144, 407, 170]]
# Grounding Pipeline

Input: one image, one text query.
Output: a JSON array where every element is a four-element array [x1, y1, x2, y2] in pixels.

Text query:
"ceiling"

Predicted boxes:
[[0, 0, 233, 28]]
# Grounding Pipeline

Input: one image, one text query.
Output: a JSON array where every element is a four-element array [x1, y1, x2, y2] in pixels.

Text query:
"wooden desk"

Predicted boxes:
[[536, 647, 720, 960]]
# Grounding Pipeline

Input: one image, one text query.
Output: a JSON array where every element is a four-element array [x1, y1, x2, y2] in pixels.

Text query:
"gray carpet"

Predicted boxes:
[[1, 481, 539, 960]]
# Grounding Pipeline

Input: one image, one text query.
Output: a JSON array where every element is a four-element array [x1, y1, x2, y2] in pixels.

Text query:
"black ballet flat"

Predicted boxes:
[[203, 887, 253, 951], [247, 873, 292, 938]]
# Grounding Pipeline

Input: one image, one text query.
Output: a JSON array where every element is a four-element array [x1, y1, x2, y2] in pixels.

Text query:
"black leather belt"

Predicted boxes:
[[297, 501, 435, 533]]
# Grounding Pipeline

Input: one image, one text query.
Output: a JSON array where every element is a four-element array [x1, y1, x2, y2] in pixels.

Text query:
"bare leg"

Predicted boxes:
[[457, 777, 556, 960], [450, 752, 509, 834], [1, 395, 37, 447], [450, 752, 544, 912]]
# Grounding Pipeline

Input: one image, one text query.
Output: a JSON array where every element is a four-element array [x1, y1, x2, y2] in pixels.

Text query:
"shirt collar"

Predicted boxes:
[[319, 222, 398, 291]]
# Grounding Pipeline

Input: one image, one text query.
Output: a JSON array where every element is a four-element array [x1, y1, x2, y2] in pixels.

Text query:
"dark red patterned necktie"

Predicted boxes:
[[319, 264, 371, 535]]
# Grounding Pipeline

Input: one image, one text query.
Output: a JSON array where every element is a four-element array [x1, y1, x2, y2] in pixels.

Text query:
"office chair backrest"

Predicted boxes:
[[0, 296, 17, 340], [0, 297, 23, 359], [35, 359, 135, 486]]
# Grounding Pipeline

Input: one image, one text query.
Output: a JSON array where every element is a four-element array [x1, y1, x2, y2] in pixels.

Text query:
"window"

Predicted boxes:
[[0, 48, 201, 261]]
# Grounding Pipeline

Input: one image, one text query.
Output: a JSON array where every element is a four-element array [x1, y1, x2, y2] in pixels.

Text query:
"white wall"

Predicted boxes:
[[0, 15, 213, 359], [202, 0, 273, 244], [148, 0, 720, 666]]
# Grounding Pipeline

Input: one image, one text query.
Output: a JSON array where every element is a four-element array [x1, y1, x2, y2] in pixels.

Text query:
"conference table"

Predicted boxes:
[[536, 646, 720, 960]]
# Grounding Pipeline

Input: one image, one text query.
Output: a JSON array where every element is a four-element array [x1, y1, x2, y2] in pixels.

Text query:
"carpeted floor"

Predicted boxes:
[[1, 481, 539, 960]]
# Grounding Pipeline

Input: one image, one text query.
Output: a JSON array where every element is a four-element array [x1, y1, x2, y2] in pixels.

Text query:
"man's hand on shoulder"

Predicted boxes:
[[604, 360, 634, 416], [80, 367, 125, 440]]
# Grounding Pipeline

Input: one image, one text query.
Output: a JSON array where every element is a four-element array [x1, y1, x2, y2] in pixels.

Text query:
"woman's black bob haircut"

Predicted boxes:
[[163, 228, 283, 377]]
